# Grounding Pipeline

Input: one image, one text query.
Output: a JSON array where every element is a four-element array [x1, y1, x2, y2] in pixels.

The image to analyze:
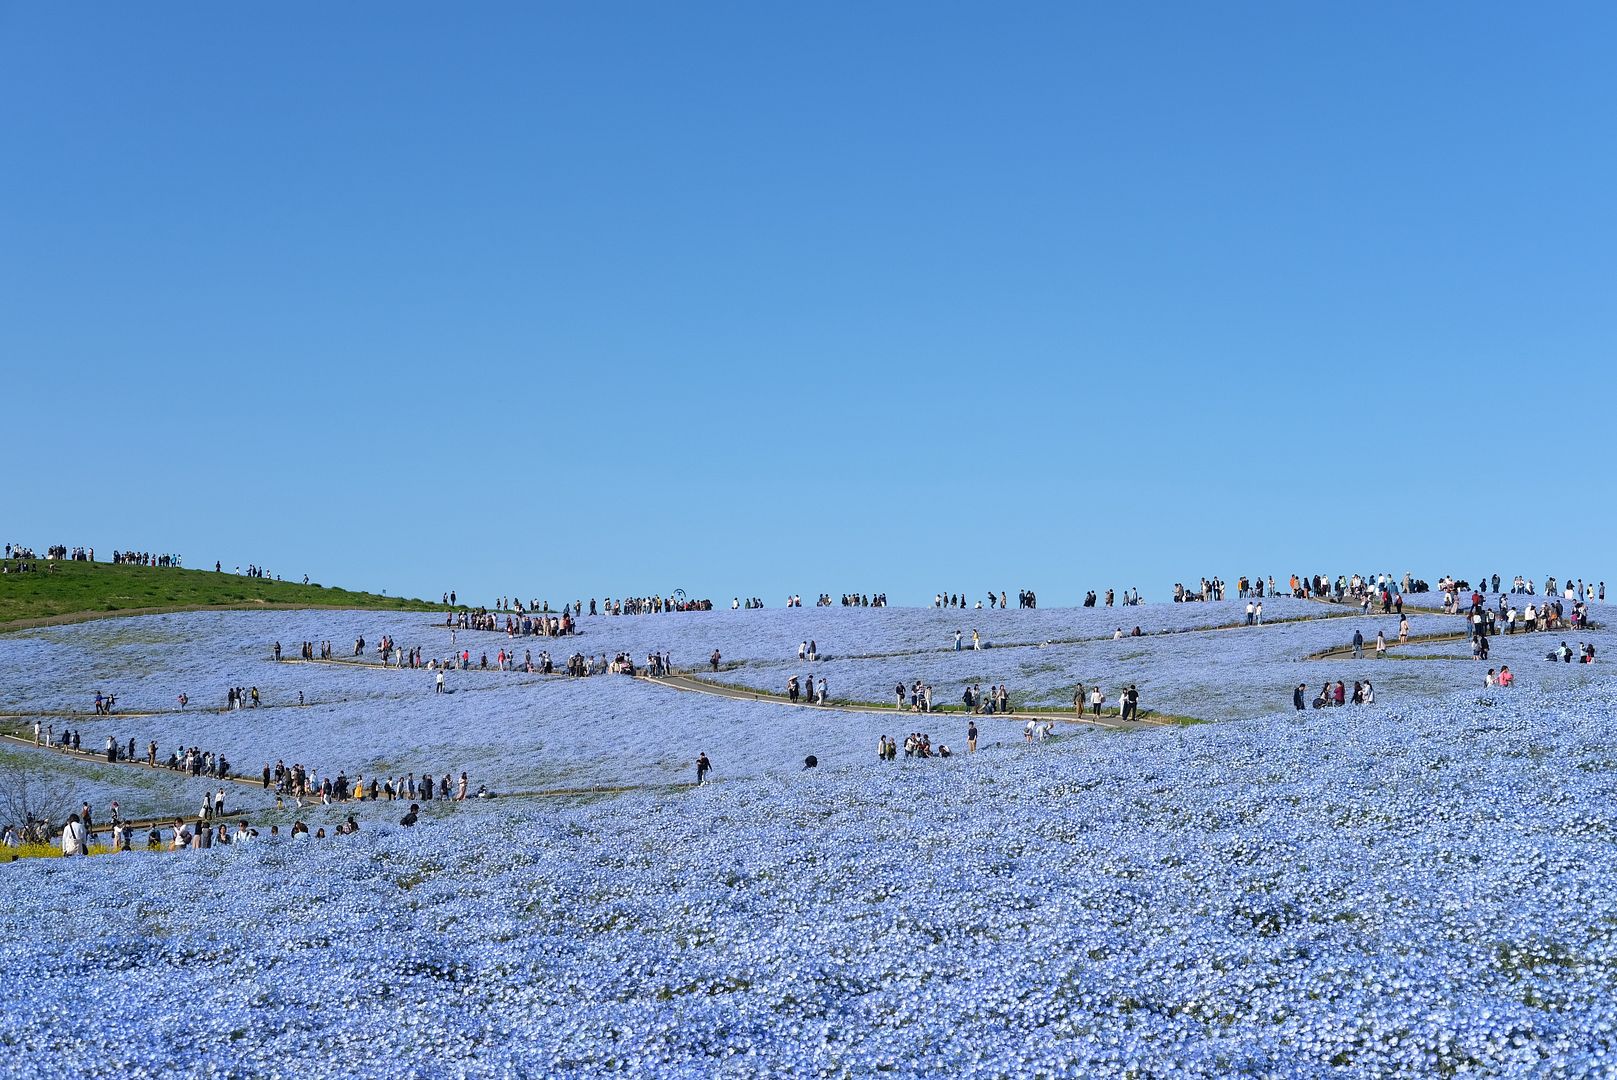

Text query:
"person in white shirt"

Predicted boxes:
[[61, 814, 88, 856]]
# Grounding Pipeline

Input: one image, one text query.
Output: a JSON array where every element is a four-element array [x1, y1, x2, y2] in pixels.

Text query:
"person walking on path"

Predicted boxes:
[[695, 753, 712, 786], [1375, 631, 1386, 659], [954, 630, 962, 652], [1352, 629, 1365, 659]]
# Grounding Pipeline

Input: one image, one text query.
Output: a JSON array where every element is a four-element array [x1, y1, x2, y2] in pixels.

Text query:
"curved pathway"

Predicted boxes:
[[640, 673, 1176, 730], [1305, 631, 1473, 662]]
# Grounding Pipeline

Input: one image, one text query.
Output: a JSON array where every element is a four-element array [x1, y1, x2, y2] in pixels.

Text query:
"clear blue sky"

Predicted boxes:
[[4, 3, 1613, 606]]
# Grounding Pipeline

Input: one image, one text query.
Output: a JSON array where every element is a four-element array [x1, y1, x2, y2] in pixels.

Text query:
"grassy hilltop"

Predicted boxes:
[[0, 559, 442, 629]]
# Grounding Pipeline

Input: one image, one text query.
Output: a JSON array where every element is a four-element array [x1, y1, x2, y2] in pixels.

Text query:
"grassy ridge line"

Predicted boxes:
[[0, 560, 444, 630]]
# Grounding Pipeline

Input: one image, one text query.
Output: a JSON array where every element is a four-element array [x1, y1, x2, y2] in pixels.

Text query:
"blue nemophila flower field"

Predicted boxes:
[[1, 604, 1615, 1077]]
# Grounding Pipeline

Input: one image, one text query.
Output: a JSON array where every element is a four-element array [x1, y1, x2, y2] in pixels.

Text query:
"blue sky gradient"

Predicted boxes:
[[4, 3, 1613, 605]]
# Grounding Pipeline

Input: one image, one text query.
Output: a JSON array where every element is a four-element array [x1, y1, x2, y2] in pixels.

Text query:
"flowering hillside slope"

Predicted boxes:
[[2, 678, 1616, 1077]]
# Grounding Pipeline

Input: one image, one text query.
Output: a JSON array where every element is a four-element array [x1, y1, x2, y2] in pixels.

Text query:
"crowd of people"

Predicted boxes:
[[1174, 579, 1229, 602], [1296, 680, 1379, 709], [1082, 589, 1141, 607], [14, 734, 483, 859], [113, 550, 182, 567], [30, 720, 237, 779], [786, 673, 830, 704], [1275, 572, 1607, 609], [263, 761, 475, 807], [1, 543, 189, 569], [55, 811, 387, 857], [594, 596, 713, 614], [963, 683, 1012, 715], [1059, 682, 1140, 720], [896, 681, 934, 711], [931, 591, 1044, 609], [1543, 643, 1596, 664], [446, 610, 577, 637], [879, 733, 955, 760]]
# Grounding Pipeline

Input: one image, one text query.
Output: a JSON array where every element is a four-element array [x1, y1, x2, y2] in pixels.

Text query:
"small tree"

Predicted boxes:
[[0, 764, 75, 843]]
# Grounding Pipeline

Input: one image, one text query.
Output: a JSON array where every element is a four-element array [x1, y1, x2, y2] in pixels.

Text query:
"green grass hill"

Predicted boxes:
[[0, 559, 443, 629]]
